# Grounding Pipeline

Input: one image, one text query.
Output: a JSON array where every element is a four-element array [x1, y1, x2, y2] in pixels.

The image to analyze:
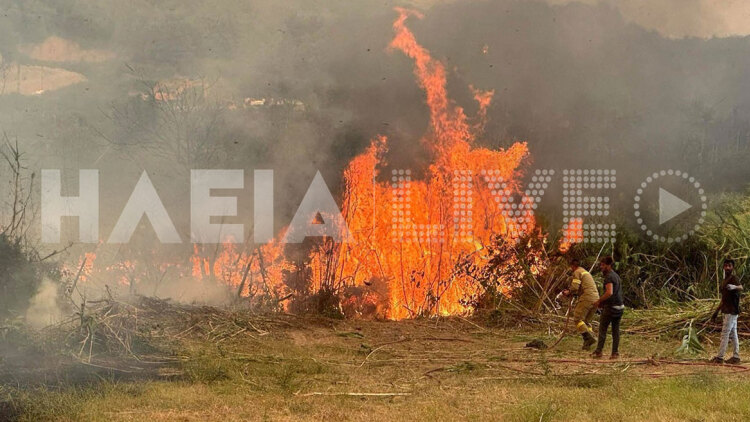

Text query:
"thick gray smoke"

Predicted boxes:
[[1, 0, 749, 306]]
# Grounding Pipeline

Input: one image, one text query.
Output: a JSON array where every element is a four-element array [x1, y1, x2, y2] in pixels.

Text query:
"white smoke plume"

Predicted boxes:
[[24, 279, 63, 329]]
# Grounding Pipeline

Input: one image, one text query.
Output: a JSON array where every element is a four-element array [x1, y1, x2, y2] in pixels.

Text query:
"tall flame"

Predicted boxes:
[[68, 9, 542, 319], [305, 9, 537, 319]]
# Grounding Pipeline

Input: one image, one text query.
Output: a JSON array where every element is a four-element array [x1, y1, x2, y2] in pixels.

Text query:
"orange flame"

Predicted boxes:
[[67, 9, 543, 319], [191, 237, 292, 305], [304, 9, 537, 319], [559, 218, 583, 253]]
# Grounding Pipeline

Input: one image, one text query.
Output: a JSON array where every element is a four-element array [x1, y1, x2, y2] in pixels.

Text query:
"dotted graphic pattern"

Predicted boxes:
[[480, 169, 551, 240], [634, 169, 707, 243], [582, 222, 617, 244], [388, 168, 622, 245], [562, 169, 616, 245]]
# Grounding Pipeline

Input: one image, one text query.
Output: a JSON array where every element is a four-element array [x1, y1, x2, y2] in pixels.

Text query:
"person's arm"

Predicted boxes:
[[711, 304, 720, 321], [727, 283, 743, 291], [562, 274, 581, 297], [711, 282, 727, 321], [593, 283, 613, 308]]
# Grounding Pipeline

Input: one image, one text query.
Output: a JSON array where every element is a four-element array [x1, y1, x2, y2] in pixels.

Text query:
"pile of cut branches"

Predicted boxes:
[[46, 295, 298, 364], [625, 299, 750, 337]]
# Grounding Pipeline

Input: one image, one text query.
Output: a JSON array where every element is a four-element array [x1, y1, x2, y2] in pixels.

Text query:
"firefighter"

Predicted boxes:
[[561, 259, 599, 350]]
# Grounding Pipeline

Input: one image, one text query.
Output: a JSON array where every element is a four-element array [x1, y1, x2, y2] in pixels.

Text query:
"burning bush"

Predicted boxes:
[[453, 233, 548, 312]]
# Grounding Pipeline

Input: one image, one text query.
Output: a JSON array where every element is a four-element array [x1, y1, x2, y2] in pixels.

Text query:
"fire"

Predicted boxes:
[[305, 8, 538, 319], [559, 218, 583, 253], [190, 238, 292, 306], [63, 252, 96, 284], [64, 9, 543, 319]]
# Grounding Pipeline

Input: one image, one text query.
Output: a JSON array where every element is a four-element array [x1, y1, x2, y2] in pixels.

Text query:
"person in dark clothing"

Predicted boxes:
[[711, 259, 743, 364], [592, 256, 624, 359]]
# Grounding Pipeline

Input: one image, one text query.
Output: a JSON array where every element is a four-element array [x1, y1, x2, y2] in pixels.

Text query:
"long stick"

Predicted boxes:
[[236, 254, 255, 298], [67, 256, 88, 298], [549, 295, 575, 349], [256, 247, 271, 294], [295, 392, 411, 397], [590, 242, 606, 273]]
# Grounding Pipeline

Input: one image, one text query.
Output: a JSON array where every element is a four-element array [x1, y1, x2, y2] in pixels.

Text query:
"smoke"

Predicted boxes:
[[3, 1, 749, 214], [592, 0, 750, 39], [151, 276, 237, 306], [25, 279, 63, 329], [1, 0, 750, 303]]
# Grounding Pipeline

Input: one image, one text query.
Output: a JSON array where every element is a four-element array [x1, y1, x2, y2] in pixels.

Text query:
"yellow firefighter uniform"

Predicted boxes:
[[570, 267, 599, 335]]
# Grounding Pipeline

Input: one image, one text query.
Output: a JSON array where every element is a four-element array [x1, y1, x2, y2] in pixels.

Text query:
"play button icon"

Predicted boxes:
[[658, 187, 692, 225], [635, 170, 708, 243]]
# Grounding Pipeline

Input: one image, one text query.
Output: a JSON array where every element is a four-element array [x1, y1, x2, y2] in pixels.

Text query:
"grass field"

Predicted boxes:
[[2, 311, 750, 421]]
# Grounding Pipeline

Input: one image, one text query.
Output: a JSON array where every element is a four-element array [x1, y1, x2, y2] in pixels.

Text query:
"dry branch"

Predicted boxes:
[[295, 392, 411, 397]]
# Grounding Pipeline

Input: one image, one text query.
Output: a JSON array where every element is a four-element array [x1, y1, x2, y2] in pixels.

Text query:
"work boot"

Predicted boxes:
[[582, 332, 596, 351], [610, 352, 619, 360], [592, 350, 603, 359], [727, 356, 742, 365], [710, 356, 725, 364]]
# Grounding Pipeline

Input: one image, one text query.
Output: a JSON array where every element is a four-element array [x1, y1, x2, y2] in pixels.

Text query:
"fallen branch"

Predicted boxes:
[[457, 316, 487, 331], [358, 338, 409, 367], [295, 391, 411, 397]]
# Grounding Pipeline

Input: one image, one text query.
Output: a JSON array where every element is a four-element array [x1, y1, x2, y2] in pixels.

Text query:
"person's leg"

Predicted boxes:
[[595, 312, 611, 354], [575, 301, 596, 349], [730, 314, 740, 359], [583, 305, 596, 333], [610, 314, 622, 355], [716, 313, 732, 359], [573, 301, 588, 335]]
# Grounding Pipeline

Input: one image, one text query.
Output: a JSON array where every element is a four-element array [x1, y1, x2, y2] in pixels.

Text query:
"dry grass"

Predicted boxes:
[[3, 304, 750, 421]]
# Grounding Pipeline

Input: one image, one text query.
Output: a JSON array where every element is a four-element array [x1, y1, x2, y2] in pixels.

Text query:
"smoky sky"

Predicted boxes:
[[1, 0, 750, 244]]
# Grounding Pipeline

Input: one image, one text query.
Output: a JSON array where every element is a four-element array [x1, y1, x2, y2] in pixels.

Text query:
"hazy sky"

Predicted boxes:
[[420, 0, 750, 38], [3, 0, 750, 246]]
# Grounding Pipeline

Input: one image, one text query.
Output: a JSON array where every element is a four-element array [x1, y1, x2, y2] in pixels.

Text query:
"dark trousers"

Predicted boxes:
[[595, 310, 622, 354]]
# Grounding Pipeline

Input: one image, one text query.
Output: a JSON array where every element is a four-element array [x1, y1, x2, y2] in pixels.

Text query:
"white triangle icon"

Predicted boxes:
[[659, 188, 692, 225]]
